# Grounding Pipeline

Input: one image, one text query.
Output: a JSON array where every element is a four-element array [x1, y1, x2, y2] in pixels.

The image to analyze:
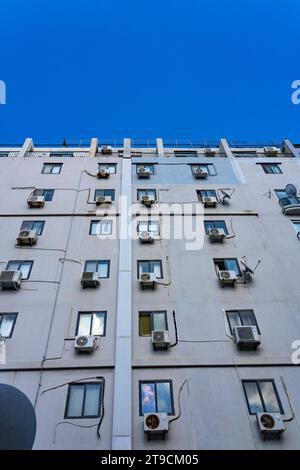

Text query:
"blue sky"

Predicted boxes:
[[0, 0, 299, 144]]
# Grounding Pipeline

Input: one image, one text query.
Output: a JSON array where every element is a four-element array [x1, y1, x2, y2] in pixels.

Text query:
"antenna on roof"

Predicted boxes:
[[62, 139, 67, 147]]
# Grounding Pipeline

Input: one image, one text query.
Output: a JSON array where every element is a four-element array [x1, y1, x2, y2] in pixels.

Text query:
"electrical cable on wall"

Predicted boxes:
[[169, 378, 188, 426]]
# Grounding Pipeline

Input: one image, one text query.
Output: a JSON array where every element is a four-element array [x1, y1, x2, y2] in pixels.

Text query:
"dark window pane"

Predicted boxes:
[[244, 382, 264, 414]]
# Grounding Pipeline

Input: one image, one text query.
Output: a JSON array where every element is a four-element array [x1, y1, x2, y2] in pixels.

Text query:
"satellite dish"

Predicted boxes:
[[0, 384, 36, 450], [285, 184, 297, 198], [240, 259, 254, 274]]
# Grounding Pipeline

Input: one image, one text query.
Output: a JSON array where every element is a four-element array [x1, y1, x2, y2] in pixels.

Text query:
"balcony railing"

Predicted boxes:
[[279, 196, 300, 215]]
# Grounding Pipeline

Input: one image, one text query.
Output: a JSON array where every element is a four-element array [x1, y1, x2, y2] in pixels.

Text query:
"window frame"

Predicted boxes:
[[0, 312, 18, 338], [94, 189, 115, 201], [204, 220, 228, 235], [76, 311, 107, 337], [197, 189, 218, 202], [226, 309, 260, 335], [6, 260, 33, 280], [242, 379, 284, 415], [20, 220, 45, 236], [137, 189, 157, 201], [42, 163, 63, 174], [139, 380, 175, 416], [89, 220, 113, 236], [64, 382, 103, 419], [49, 153, 73, 158], [137, 220, 160, 236], [33, 189, 55, 201], [259, 163, 282, 174], [137, 260, 163, 279], [84, 260, 110, 278], [174, 151, 198, 158], [213, 258, 242, 277], [139, 311, 168, 336], [0, 152, 9, 157]]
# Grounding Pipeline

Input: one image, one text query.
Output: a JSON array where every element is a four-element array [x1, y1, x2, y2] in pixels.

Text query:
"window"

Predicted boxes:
[[242, 380, 283, 415], [292, 221, 300, 235], [139, 380, 174, 415], [20, 220, 45, 236], [204, 220, 228, 235], [6, 260, 33, 279], [33, 189, 54, 201], [226, 310, 260, 335], [0, 152, 8, 157], [260, 163, 282, 174], [136, 164, 155, 174], [275, 189, 288, 199], [50, 153, 73, 158], [137, 260, 163, 279], [42, 163, 63, 174], [89, 220, 112, 236], [98, 164, 117, 174], [213, 258, 241, 276], [76, 311, 107, 336], [191, 164, 215, 176], [94, 189, 115, 201], [137, 220, 160, 236], [65, 382, 102, 419], [0, 313, 17, 338], [137, 189, 157, 201], [174, 151, 197, 158], [84, 260, 110, 278], [197, 189, 217, 202], [139, 311, 168, 336]]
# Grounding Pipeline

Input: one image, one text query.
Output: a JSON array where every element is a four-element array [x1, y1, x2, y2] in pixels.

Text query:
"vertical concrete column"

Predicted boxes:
[[282, 139, 298, 157], [89, 138, 98, 157], [112, 138, 132, 450], [220, 138, 246, 184], [156, 138, 164, 158], [19, 138, 33, 157]]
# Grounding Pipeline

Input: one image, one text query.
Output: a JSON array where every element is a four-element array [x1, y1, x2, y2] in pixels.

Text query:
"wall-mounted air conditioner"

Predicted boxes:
[[141, 195, 155, 207], [27, 196, 45, 208], [256, 413, 285, 440], [152, 330, 170, 351], [144, 412, 169, 439], [232, 325, 260, 350], [218, 270, 237, 287], [203, 196, 217, 208], [204, 148, 216, 155], [137, 167, 151, 179], [81, 272, 100, 288], [97, 169, 110, 178], [96, 195, 112, 206], [193, 168, 208, 179], [264, 146, 278, 155], [17, 230, 37, 246], [208, 228, 226, 243], [74, 335, 97, 353], [0, 270, 22, 290], [139, 231, 155, 243], [139, 272, 157, 289], [101, 146, 112, 155]]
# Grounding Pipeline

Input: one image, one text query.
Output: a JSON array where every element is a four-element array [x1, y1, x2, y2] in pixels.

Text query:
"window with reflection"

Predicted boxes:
[[76, 311, 107, 336], [139, 380, 174, 415], [242, 380, 283, 415]]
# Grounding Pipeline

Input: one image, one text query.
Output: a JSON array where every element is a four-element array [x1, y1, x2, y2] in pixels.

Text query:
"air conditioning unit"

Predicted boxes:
[[96, 195, 112, 206], [27, 196, 45, 208], [264, 146, 278, 155], [204, 148, 216, 155], [17, 229, 37, 246], [0, 270, 22, 290], [218, 270, 237, 287], [101, 146, 112, 155], [139, 231, 155, 243], [141, 195, 155, 207], [74, 335, 97, 353], [139, 272, 157, 289], [256, 413, 285, 440], [137, 167, 151, 179], [232, 325, 261, 350], [81, 272, 100, 288], [144, 412, 169, 439], [193, 168, 208, 179], [152, 330, 170, 351], [203, 196, 217, 208], [208, 228, 226, 243], [97, 169, 110, 178]]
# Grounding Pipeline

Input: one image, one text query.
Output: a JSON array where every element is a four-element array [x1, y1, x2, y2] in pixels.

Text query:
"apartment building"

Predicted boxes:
[[1, 137, 300, 450]]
